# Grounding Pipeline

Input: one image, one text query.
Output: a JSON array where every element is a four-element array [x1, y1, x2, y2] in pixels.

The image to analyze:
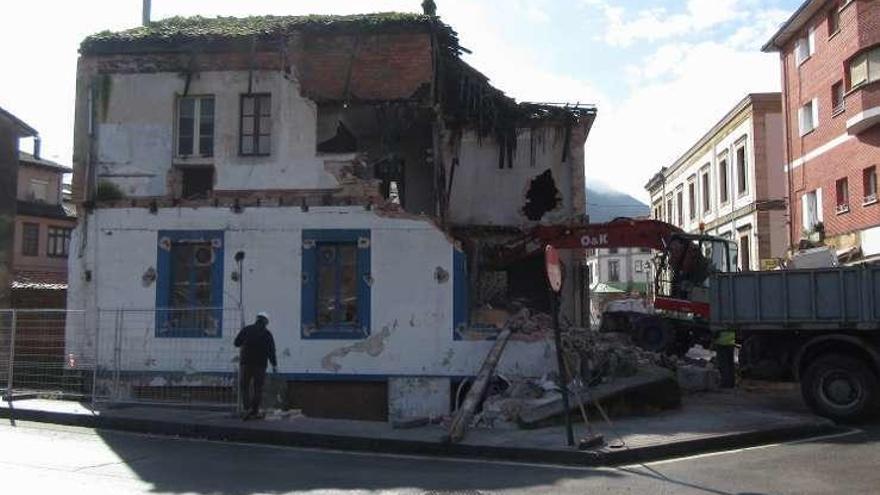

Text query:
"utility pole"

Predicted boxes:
[[142, 0, 151, 26]]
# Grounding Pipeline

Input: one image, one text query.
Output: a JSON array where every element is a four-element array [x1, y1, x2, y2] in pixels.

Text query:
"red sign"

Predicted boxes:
[[544, 245, 563, 293]]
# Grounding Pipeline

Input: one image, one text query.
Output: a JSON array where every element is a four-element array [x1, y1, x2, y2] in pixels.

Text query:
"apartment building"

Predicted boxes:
[[645, 94, 788, 271], [764, 0, 880, 260], [12, 148, 76, 307]]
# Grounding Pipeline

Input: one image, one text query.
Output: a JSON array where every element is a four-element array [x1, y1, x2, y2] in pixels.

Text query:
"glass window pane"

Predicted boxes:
[[241, 136, 254, 155], [317, 246, 337, 327], [259, 95, 271, 116], [338, 245, 358, 325], [259, 116, 272, 135], [241, 96, 255, 116], [869, 49, 880, 82], [242, 116, 254, 135], [199, 136, 213, 157], [258, 135, 271, 154], [851, 54, 868, 87]]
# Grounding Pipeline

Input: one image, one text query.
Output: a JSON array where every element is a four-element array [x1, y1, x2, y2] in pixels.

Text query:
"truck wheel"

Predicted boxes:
[[801, 354, 880, 423], [634, 318, 674, 354]]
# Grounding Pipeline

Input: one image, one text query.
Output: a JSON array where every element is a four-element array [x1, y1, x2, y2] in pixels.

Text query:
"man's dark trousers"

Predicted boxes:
[[240, 364, 266, 414]]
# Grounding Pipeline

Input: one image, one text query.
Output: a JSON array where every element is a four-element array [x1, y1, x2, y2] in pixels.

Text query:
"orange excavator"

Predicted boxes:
[[499, 218, 739, 354]]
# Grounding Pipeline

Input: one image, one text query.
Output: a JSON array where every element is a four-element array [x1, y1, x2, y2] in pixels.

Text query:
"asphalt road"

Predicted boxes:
[[1, 419, 879, 494]]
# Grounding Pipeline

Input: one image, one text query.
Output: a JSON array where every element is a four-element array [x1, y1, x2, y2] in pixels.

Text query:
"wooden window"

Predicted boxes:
[[676, 190, 684, 226], [688, 181, 697, 221], [836, 177, 850, 213], [607, 260, 620, 282], [849, 48, 880, 89], [864, 166, 878, 204], [301, 230, 372, 340], [47, 226, 72, 257], [240, 94, 271, 156], [22, 222, 39, 256], [176, 96, 214, 158], [832, 81, 845, 114], [739, 234, 751, 272], [701, 169, 711, 212], [719, 158, 729, 203], [828, 4, 841, 36], [736, 143, 748, 195], [155, 231, 225, 338]]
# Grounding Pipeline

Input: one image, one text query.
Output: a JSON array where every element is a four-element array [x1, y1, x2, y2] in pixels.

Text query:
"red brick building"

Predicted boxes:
[[764, 0, 880, 260]]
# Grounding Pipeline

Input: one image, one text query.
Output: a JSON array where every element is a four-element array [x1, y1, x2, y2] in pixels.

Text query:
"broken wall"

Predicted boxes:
[[66, 206, 554, 379], [444, 124, 588, 226]]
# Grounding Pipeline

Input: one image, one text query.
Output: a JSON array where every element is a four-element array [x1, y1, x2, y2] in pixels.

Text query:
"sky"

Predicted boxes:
[[0, 0, 802, 201]]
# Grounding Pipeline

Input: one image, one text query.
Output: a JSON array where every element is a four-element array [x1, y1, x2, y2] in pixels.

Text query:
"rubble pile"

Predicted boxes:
[[560, 329, 679, 384]]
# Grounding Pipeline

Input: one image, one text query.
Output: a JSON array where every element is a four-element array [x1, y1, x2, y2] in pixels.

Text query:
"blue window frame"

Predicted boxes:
[[155, 230, 224, 338], [301, 229, 371, 339]]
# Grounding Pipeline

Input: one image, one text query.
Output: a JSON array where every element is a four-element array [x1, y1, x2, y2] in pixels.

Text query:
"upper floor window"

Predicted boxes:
[[676, 190, 684, 226], [688, 181, 696, 221], [176, 96, 214, 158], [836, 177, 850, 213], [27, 178, 49, 202], [47, 226, 72, 258], [701, 168, 711, 213], [666, 197, 673, 224], [864, 166, 878, 204], [832, 81, 845, 114], [795, 27, 816, 65], [719, 158, 730, 204], [21, 222, 39, 257], [607, 260, 620, 282], [240, 94, 271, 156], [736, 142, 748, 196], [799, 99, 818, 135], [849, 48, 880, 89], [828, 5, 841, 36]]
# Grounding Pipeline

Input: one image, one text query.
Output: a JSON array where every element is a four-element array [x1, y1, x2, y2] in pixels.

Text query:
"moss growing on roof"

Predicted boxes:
[[81, 12, 460, 53]]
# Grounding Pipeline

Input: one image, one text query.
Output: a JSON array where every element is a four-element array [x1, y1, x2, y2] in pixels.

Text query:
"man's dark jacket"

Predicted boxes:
[[234, 322, 277, 369]]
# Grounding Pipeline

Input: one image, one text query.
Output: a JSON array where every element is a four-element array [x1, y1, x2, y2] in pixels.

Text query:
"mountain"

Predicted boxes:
[[586, 182, 649, 223]]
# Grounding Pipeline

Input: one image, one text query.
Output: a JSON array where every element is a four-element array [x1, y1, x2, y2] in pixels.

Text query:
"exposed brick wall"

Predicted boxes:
[[779, 0, 880, 242], [87, 32, 433, 103]]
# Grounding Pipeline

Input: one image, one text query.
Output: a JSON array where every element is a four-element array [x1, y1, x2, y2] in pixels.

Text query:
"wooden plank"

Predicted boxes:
[[446, 328, 512, 443]]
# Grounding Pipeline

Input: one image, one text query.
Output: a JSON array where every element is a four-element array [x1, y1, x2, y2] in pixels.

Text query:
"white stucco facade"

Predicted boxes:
[[646, 94, 787, 270]]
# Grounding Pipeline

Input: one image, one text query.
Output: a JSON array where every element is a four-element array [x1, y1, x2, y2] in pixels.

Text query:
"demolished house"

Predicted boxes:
[[66, 12, 597, 421]]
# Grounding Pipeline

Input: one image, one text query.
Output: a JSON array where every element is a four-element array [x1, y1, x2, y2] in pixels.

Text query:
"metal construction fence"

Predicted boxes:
[[1, 308, 243, 409]]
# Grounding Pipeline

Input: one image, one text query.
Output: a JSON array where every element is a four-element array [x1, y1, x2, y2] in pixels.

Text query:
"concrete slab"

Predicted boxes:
[[0, 384, 837, 466]]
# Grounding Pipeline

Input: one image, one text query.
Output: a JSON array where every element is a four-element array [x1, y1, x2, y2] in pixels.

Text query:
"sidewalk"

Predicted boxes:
[[0, 384, 837, 467]]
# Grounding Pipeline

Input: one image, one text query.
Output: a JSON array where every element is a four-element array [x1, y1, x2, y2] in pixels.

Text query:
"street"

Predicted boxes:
[[1, 419, 878, 494]]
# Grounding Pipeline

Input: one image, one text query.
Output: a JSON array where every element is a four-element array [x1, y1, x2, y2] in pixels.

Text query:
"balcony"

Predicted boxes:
[[845, 81, 880, 134]]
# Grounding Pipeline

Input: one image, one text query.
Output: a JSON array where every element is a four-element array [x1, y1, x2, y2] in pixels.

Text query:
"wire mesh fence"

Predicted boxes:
[[2, 307, 242, 409]]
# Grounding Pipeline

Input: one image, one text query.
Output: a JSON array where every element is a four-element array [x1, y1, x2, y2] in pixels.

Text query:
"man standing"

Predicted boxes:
[[234, 312, 277, 420]]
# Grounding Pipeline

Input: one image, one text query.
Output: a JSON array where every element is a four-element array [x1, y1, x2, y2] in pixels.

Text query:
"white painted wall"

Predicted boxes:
[[445, 127, 580, 226], [66, 206, 553, 379], [95, 71, 334, 197]]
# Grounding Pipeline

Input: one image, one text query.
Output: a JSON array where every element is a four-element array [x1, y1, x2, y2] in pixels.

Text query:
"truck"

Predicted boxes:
[[711, 265, 880, 422]]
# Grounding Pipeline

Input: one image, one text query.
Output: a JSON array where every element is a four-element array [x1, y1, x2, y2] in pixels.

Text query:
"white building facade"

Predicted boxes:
[[66, 15, 596, 420], [645, 94, 788, 271]]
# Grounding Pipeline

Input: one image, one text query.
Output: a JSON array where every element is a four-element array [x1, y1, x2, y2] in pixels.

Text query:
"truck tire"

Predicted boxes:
[[634, 318, 675, 354], [801, 353, 880, 423]]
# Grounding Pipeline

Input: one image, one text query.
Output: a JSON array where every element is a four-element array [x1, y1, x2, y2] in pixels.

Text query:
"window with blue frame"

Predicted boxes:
[[301, 230, 370, 339], [156, 230, 224, 338]]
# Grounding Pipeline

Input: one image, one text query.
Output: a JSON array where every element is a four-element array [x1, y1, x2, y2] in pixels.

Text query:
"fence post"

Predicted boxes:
[[91, 310, 101, 409], [6, 309, 16, 400]]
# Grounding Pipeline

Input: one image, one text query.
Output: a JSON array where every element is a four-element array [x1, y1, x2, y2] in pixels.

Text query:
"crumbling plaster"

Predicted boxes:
[[66, 206, 554, 378], [92, 70, 342, 197]]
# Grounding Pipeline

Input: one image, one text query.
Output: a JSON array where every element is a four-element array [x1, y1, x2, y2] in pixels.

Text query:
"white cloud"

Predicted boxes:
[[585, 38, 782, 201], [584, 0, 747, 46]]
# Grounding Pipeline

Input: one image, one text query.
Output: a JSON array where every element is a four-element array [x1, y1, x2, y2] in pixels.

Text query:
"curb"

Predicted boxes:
[[0, 406, 840, 467]]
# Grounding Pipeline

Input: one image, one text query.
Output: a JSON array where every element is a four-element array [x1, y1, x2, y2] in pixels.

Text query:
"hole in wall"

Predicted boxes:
[[522, 169, 561, 221]]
